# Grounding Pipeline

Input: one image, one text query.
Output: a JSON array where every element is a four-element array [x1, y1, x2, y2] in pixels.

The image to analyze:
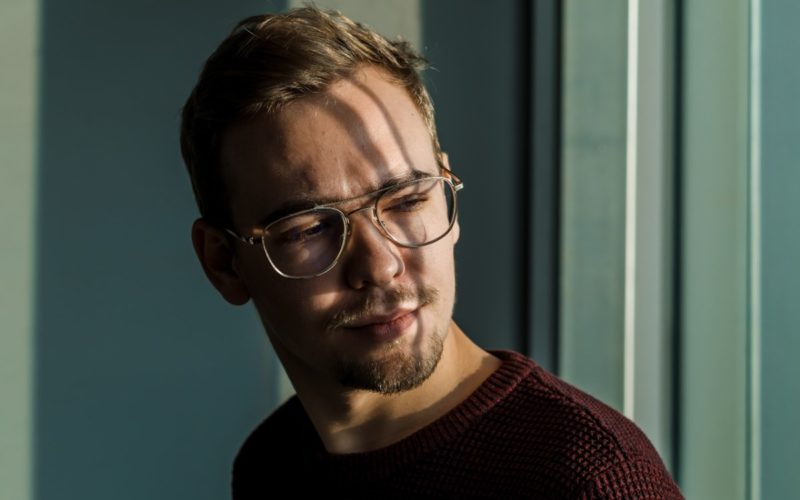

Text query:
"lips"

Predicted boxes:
[[347, 308, 415, 328], [344, 308, 418, 340]]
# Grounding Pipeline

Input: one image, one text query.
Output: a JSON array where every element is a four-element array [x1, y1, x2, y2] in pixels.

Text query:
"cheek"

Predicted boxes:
[[405, 243, 457, 304], [242, 258, 342, 327], [412, 239, 457, 274]]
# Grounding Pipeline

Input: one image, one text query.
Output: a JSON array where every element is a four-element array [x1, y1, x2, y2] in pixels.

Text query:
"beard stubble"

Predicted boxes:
[[328, 284, 445, 394]]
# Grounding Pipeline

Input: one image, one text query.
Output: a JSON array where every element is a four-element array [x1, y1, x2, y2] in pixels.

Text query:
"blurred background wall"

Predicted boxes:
[[1, 0, 798, 499]]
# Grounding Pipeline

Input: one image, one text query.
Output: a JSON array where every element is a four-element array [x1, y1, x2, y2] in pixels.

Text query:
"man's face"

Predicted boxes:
[[219, 66, 459, 394]]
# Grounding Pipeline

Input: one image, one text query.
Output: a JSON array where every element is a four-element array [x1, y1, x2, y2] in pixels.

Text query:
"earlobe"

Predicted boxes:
[[191, 218, 251, 306]]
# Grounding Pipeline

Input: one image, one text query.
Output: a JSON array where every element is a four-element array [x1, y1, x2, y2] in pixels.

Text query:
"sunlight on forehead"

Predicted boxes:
[[223, 66, 439, 227], [277, 66, 438, 197]]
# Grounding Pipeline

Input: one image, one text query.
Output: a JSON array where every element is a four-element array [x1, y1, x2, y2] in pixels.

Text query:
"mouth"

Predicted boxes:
[[343, 307, 420, 341]]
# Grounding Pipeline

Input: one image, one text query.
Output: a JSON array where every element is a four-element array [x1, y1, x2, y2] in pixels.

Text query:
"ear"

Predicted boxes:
[[439, 152, 460, 244], [439, 151, 450, 172], [191, 218, 251, 305]]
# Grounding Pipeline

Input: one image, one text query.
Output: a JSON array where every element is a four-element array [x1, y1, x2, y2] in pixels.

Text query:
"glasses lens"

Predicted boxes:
[[377, 178, 456, 246], [263, 208, 346, 277]]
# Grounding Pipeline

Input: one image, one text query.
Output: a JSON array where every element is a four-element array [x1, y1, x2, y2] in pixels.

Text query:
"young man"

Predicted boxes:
[[181, 7, 682, 499]]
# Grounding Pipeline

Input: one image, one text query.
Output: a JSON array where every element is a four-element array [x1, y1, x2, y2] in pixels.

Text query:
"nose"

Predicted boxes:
[[342, 207, 405, 289]]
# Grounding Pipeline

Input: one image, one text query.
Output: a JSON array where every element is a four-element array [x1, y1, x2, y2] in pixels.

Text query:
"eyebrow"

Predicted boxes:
[[256, 169, 433, 227]]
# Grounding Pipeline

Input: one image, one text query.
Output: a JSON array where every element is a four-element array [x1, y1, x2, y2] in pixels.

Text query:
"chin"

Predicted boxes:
[[336, 326, 445, 394]]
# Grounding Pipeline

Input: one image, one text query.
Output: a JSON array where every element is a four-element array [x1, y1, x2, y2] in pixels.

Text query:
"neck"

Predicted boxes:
[[282, 321, 500, 454]]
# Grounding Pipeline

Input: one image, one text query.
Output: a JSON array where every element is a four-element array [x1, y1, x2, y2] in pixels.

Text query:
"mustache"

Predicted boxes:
[[326, 285, 439, 331]]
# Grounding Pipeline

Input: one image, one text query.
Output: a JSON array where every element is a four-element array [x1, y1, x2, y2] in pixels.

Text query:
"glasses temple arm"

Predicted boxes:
[[439, 164, 464, 191], [224, 228, 261, 246]]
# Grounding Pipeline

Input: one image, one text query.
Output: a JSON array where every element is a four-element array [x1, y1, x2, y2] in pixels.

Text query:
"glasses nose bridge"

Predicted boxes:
[[344, 203, 375, 219], [342, 203, 383, 238]]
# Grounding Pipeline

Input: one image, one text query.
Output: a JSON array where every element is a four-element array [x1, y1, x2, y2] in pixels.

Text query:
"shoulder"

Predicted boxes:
[[234, 395, 315, 460], [232, 396, 322, 496], [486, 350, 683, 498]]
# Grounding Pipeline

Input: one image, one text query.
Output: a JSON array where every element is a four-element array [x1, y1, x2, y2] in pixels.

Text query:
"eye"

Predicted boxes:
[[383, 195, 428, 213], [269, 212, 341, 246], [278, 219, 331, 244]]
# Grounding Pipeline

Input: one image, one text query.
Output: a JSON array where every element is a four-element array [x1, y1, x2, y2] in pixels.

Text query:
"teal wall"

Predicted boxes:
[[558, 0, 676, 468], [760, 0, 800, 496], [677, 1, 800, 497], [559, 0, 628, 411], [32, 1, 285, 499], [678, 0, 750, 497], [557, 1, 800, 498]]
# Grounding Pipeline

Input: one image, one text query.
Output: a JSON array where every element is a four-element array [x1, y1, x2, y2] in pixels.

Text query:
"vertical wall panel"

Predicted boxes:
[[559, 1, 677, 469], [679, 0, 750, 497], [0, 1, 39, 499], [528, 0, 561, 372], [759, 0, 800, 497], [630, 0, 675, 468], [560, 0, 628, 410]]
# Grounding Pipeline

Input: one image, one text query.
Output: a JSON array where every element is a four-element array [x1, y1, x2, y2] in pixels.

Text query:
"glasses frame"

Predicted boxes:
[[225, 168, 463, 279]]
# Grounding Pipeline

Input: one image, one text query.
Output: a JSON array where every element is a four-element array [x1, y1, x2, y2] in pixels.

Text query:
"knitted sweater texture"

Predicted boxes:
[[232, 350, 683, 499]]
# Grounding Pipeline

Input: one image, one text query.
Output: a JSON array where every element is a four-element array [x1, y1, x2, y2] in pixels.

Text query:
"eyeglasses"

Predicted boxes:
[[225, 170, 464, 279]]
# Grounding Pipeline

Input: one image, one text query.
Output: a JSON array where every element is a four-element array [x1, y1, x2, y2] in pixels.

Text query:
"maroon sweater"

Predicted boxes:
[[232, 350, 683, 498]]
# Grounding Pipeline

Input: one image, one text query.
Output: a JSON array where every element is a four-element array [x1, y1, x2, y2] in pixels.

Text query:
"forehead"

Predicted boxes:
[[220, 66, 438, 225]]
